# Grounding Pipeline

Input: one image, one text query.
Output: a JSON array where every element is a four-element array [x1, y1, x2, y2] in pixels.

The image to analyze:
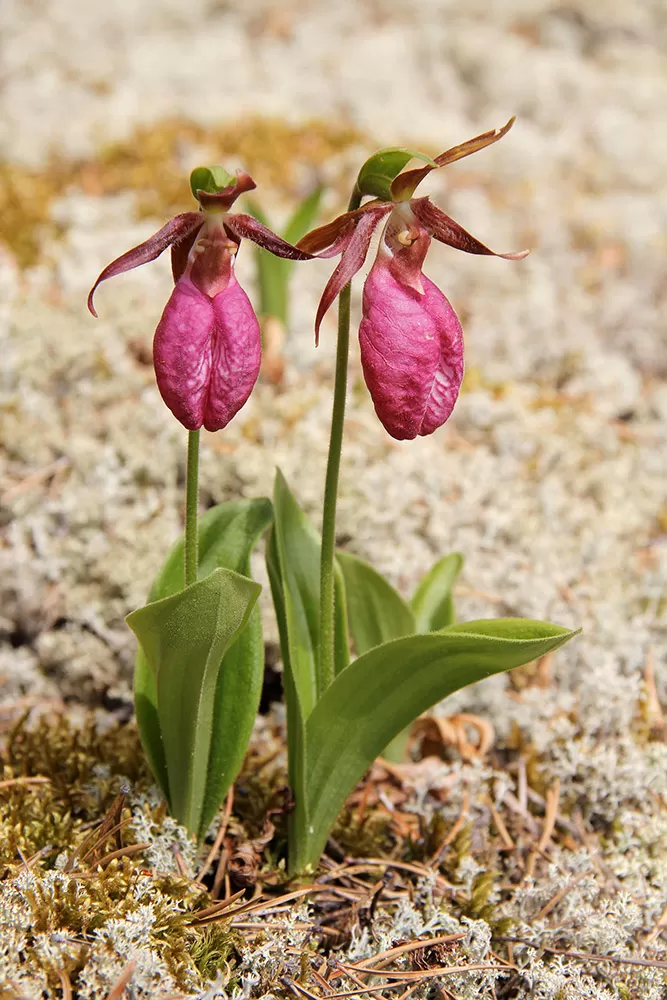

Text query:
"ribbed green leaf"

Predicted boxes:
[[411, 553, 463, 632], [291, 618, 579, 871], [247, 188, 323, 325], [134, 499, 272, 824], [127, 568, 260, 835], [336, 550, 415, 654], [268, 471, 350, 870]]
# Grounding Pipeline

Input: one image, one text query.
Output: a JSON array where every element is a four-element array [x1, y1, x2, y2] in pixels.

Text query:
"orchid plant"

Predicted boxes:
[[89, 119, 578, 873]]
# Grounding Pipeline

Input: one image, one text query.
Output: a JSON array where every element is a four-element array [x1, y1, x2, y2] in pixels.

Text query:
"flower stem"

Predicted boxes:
[[318, 189, 362, 697], [184, 429, 200, 587]]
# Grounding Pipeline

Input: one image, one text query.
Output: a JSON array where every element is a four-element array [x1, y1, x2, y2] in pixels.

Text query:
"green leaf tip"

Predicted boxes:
[[189, 164, 236, 199], [355, 147, 438, 201]]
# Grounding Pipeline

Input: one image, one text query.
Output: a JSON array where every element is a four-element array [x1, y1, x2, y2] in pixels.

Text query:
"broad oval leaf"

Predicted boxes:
[[133, 499, 272, 832], [336, 550, 415, 655], [292, 618, 579, 871], [356, 148, 438, 201], [411, 553, 463, 632], [128, 567, 261, 836]]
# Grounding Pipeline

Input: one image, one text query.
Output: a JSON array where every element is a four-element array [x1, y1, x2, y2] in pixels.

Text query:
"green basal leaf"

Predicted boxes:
[[411, 553, 464, 632], [336, 550, 415, 655], [268, 471, 350, 871], [356, 148, 438, 201], [283, 187, 324, 246], [291, 618, 579, 871], [189, 164, 236, 198], [127, 568, 260, 836], [247, 188, 323, 325], [245, 198, 283, 323], [134, 499, 272, 828], [271, 470, 349, 717], [271, 470, 321, 722]]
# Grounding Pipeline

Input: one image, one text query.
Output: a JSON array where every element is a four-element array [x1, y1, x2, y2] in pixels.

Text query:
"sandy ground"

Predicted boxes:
[[0, 0, 666, 996]]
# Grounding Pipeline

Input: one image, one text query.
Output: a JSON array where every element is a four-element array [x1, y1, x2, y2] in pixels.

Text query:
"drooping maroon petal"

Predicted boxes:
[[313, 205, 392, 344], [153, 273, 261, 432], [87, 213, 204, 316], [390, 118, 516, 201], [296, 201, 389, 255], [224, 214, 314, 260], [296, 211, 357, 254], [359, 256, 464, 440], [410, 197, 529, 259], [195, 170, 257, 210]]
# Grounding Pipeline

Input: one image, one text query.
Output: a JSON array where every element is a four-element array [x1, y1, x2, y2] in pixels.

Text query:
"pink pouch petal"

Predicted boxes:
[[359, 260, 464, 440], [153, 274, 261, 432]]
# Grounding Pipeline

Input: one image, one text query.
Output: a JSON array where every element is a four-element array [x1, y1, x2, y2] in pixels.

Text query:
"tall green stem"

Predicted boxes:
[[184, 429, 200, 587], [318, 189, 362, 696]]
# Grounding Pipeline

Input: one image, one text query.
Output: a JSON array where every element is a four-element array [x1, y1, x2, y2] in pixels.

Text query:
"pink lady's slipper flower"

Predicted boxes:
[[88, 169, 312, 431], [298, 119, 529, 440]]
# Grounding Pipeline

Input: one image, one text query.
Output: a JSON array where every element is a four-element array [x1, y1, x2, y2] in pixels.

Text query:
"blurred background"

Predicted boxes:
[[0, 0, 665, 733]]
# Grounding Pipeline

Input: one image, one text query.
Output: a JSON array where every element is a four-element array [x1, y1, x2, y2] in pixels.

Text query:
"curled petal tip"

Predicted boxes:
[[86, 212, 203, 318], [496, 116, 516, 137], [501, 247, 531, 260]]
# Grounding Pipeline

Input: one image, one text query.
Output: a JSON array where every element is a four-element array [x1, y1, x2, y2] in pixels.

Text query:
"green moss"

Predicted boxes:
[[331, 804, 396, 859], [4, 861, 234, 993], [0, 714, 238, 994], [0, 713, 151, 865], [460, 870, 498, 923], [189, 924, 238, 983]]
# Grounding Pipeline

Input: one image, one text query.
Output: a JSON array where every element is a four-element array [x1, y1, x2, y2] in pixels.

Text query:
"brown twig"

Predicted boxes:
[[534, 869, 591, 921], [339, 934, 466, 973], [643, 905, 667, 949], [211, 847, 229, 900], [486, 795, 515, 851], [536, 778, 560, 853], [335, 962, 516, 981], [105, 959, 137, 1000], [343, 857, 454, 891], [58, 970, 73, 1000], [644, 648, 665, 732], [497, 936, 667, 970], [428, 791, 470, 866], [196, 786, 234, 884], [189, 889, 250, 923], [91, 843, 149, 868], [0, 776, 51, 791], [172, 844, 189, 877]]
